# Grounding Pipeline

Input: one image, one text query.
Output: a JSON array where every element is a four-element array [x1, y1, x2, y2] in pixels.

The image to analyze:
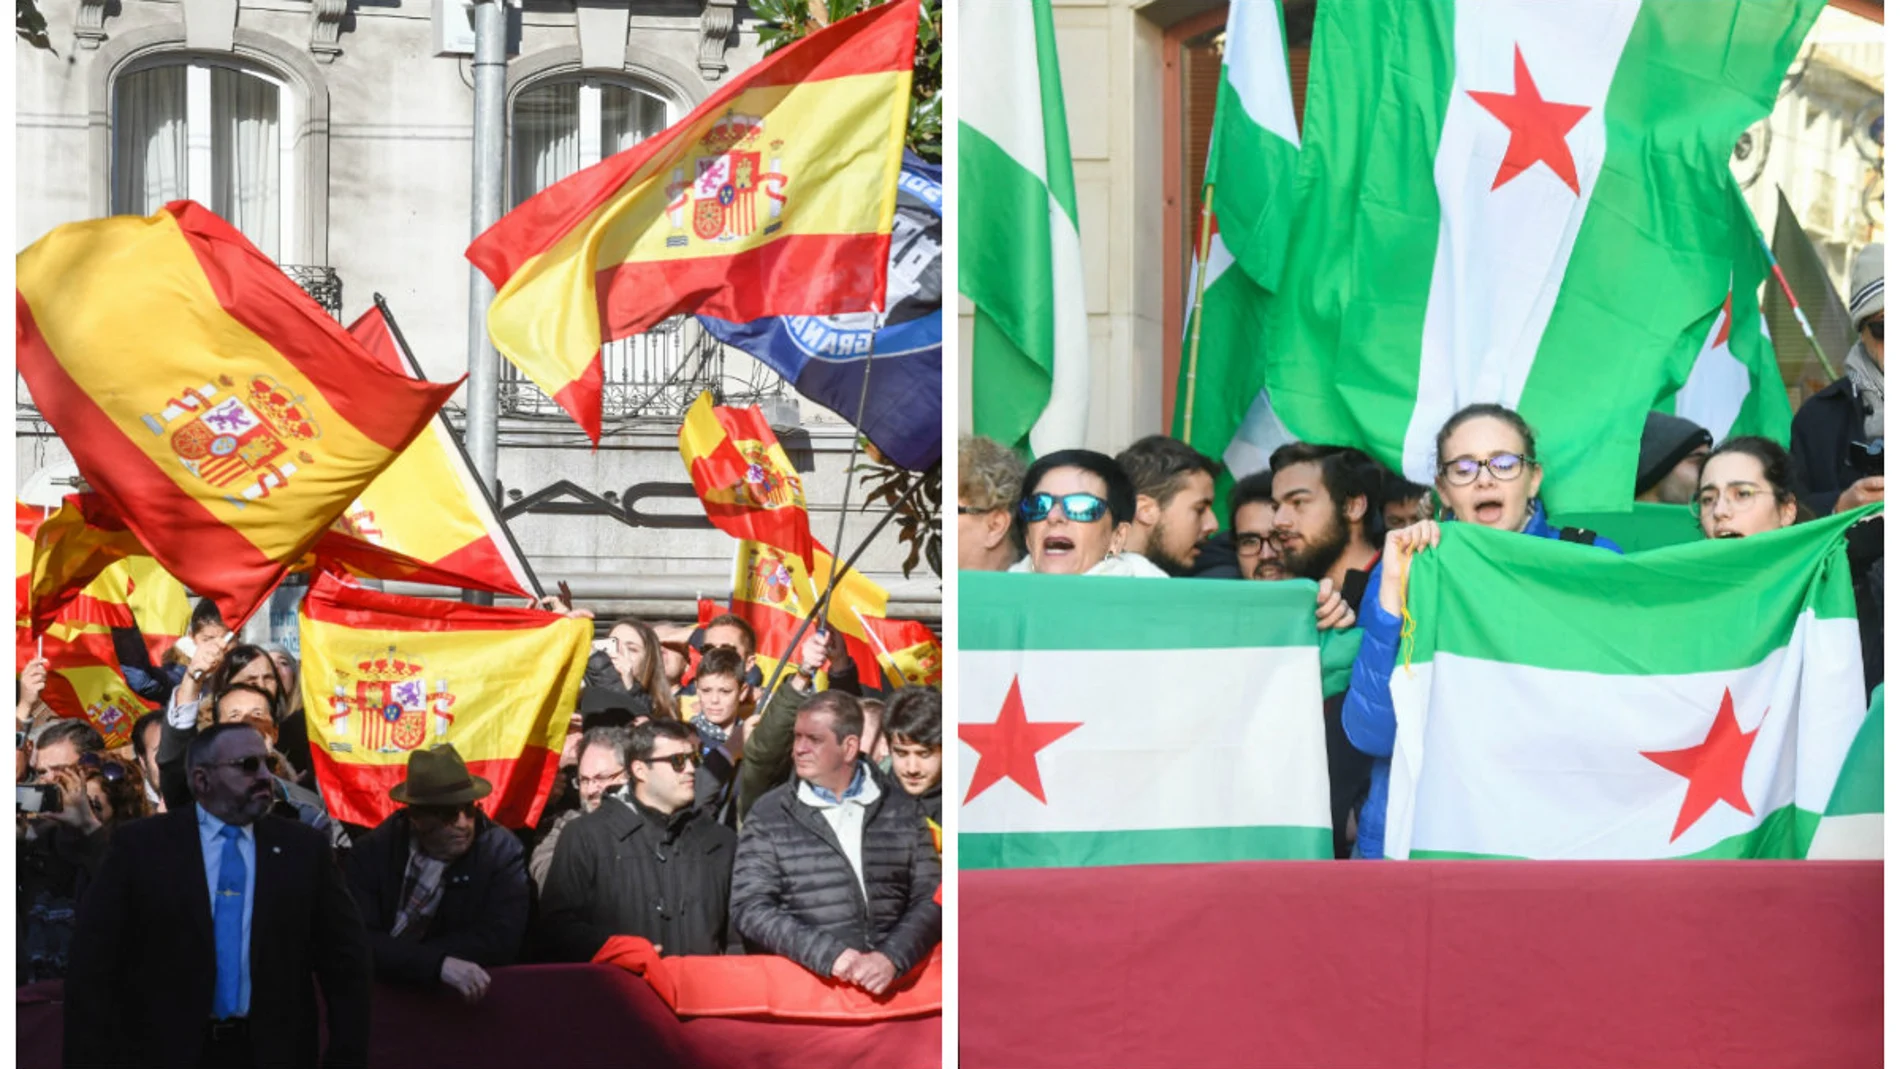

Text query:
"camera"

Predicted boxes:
[[1847, 438, 1883, 479], [16, 783, 60, 814]]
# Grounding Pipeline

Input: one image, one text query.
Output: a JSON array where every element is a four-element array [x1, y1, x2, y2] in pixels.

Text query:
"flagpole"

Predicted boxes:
[[373, 293, 547, 601], [754, 467, 931, 708], [850, 606, 902, 690], [1181, 181, 1216, 444], [1758, 237, 1840, 382], [811, 318, 881, 643]]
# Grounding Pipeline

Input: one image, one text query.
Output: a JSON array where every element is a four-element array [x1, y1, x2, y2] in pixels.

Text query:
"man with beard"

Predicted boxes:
[[1269, 442, 1384, 859], [65, 723, 372, 1067], [1114, 435, 1219, 575]]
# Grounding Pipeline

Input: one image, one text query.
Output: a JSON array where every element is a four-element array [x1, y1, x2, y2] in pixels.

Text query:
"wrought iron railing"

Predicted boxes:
[[281, 264, 343, 318], [499, 315, 730, 421]]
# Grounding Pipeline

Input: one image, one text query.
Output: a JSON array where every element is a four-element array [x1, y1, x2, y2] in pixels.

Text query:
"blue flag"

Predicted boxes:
[[698, 153, 942, 472]]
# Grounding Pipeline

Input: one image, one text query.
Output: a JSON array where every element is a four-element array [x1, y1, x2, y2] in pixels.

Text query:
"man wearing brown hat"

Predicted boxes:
[[341, 744, 530, 1004]]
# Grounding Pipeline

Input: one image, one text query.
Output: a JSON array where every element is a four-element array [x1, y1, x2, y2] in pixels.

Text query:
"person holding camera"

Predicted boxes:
[[17, 719, 113, 985], [1792, 242, 1885, 517]]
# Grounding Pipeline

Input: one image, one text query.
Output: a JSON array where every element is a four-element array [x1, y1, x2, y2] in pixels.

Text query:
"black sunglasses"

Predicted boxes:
[[79, 752, 129, 784], [638, 751, 703, 773], [1867, 318, 1884, 342], [202, 755, 268, 776]]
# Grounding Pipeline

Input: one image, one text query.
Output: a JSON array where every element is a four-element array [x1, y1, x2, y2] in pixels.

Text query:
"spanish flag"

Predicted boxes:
[[681, 391, 816, 571], [731, 539, 887, 686], [16, 202, 462, 627], [121, 556, 192, 665], [24, 495, 143, 636], [299, 572, 591, 829], [331, 304, 538, 599], [466, 0, 920, 441], [853, 610, 942, 690], [15, 505, 155, 747]]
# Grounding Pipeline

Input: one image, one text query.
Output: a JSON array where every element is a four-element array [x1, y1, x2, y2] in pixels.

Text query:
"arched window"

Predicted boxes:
[[504, 75, 711, 420], [112, 59, 299, 262]]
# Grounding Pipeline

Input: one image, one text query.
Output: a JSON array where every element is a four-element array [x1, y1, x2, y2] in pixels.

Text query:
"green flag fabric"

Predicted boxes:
[[959, 572, 1333, 869], [961, 0, 1089, 455], [1386, 507, 1876, 860], [1263, 0, 1820, 511]]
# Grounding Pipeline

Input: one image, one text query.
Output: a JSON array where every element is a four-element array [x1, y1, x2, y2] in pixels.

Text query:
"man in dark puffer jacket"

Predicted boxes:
[[729, 692, 941, 995]]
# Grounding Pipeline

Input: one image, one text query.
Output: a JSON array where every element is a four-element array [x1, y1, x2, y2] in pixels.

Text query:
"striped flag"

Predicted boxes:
[[730, 539, 887, 686], [961, 0, 1089, 455], [680, 391, 816, 571], [16, 202, 460, 626], [24, 494, 144, 636], [854, 610, 942, 690], [299, 573, 592, 828], [1264, 0, 1819, 511], [960, 573, 1333, 870], [467, 0, 919, 442], [1386, 510, 1877, 859]]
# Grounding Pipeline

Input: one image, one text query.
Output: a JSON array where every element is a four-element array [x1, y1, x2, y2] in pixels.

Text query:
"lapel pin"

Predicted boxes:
[[272, 846, 282, 855]]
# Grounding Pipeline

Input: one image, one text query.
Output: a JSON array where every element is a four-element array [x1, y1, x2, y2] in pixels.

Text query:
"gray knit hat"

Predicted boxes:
[[1849, 243, 1883, 328]]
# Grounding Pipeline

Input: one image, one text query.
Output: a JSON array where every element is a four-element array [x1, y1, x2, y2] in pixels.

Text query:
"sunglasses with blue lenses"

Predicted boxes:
[[1018, 492, 1110, 524]]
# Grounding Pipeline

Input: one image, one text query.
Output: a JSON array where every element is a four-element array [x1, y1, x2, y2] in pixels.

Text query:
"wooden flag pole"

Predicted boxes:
[[1182, 181, 1217, 444]]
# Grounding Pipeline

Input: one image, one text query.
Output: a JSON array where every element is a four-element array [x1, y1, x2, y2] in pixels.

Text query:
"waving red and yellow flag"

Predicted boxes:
[[853, 611, 942, 690], [299, 573, 591, 829], [682, 391, 816, 570], [25, 494, 144, 636], [328, 305, 538, 598], [466, 0, 919, 441], [731, 539, 887, 686], [15, 505, 155, 747], [16, 202, 461, 627]]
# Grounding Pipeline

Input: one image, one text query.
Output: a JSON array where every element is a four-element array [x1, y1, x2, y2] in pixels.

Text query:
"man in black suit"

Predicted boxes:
[[64, 722, 372, 1068]]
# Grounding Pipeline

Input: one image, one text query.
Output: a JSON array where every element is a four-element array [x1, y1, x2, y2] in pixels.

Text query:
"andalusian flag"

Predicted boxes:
[[15, 505, 154, 747], [730, 539, 887, 686], [16, 202, 460, 626], [1385, 510, 1877, 860], [961, 0, 1089, 455], [1659, 184, 1792, 444], [1265, 0, 1819, 511], [854, 610, 942, 690], [681, 391, 816, 571], [323, 304, 538, 598], [467, 0, 919, 442], [299, 573, 591, 829], [960, 573, 1332, 869]]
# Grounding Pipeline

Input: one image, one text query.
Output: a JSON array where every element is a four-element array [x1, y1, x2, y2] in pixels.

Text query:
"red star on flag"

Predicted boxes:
[[1641, 687, 1760, 842], [1711, 292, 1734, 348], [1467, 45, 1592, 194], [958, 676, 1081, 805]]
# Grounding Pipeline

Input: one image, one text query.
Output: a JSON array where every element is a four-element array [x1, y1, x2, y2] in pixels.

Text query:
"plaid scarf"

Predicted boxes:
[[690, 715, 729, 749], [390, 845, 448, 939]]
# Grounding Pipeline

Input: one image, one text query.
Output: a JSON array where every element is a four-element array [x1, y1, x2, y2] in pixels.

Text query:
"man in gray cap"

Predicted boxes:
[[1791, 242, 1884, 515], [1635, 412, 1713, 505]]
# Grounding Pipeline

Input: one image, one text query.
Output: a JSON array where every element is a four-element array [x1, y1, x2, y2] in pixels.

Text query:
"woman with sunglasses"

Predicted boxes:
[[77, 751, 150, 830], [1006, 449, 1169, 578], [1341, 404, 1622, 859]]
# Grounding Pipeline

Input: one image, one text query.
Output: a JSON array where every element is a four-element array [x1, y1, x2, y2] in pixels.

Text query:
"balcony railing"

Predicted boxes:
[[282, 264, 343, 318], [499, 315, 729, 421]]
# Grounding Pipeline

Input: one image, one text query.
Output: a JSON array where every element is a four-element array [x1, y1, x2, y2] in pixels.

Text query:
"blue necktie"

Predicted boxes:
[[212, 825, 246, 1019]]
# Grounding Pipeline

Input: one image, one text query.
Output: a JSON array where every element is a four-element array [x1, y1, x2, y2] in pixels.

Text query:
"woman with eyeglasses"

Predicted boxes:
[[1696, 436, 1882, 699], [1341, 404, 1623, 859], [1006, 449, 1169, 578]]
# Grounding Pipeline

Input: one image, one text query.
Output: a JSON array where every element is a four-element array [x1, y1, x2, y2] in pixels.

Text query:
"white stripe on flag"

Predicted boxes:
[[1226, 0, 1301, 147], [1401, 1, 1641, 484]]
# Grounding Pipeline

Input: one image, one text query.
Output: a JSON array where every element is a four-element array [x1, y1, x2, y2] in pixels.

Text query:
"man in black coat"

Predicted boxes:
[[64, 723, 372, 1068], [1791, 241, 1885, 517], [539, 718, 737, 960], [730, 692, 941, 996], [341, 743, 530, 1004]]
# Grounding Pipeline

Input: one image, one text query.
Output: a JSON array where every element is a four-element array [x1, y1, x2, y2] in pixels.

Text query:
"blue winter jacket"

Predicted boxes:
[[1341, 502, 1621, 859]]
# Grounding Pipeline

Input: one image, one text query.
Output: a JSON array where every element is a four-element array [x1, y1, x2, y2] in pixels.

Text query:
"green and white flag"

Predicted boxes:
[[1173, 0, 1302, 468], [1659, 183, 1793, 444], [959, 572, 1332, 869], [1386, 508, 1878, 860], [1266, 0, 1820, 511], [961, 0, 1089, 456]]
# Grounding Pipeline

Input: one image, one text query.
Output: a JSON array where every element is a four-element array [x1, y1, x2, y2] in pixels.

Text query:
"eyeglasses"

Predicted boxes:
[[637, 751, 703, 773], [1690, 484, 1771, 517], [1439, 453, 1531, 486], [956, 505, 1001, 515], [1233, 532, 1275, 555], [78, 752, 129, 784], [1017, 492, 1109, 524], [202, 755, 268, 776], [577, 770, 630, 790], [1866, 317, 1884, 342], [411, 802, 482, 824]]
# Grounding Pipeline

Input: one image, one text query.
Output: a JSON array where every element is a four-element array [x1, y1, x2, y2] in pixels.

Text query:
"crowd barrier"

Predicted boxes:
[[19, 961, 940, 1069], [962, 860, 1881, 1068]]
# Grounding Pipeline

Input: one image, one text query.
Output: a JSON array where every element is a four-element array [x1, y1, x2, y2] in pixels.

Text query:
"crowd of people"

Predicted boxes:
[[17, 577, 944, 1065], [958, 245, 1884, 860]]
